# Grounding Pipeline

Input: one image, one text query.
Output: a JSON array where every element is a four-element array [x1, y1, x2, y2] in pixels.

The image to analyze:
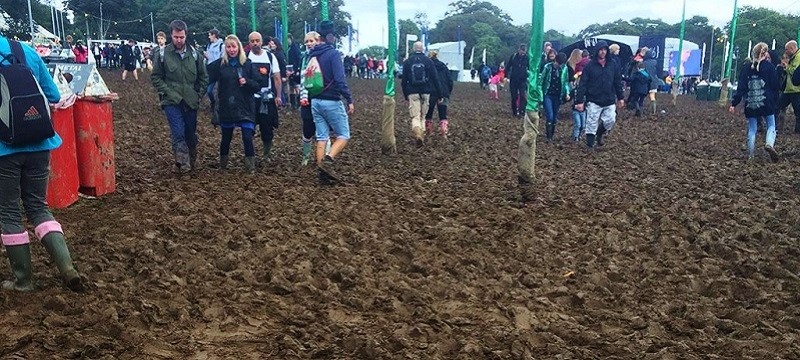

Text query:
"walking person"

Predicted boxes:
[[121, 39, 138, 81], [567, 49, 586, 141], [267, 37, 288, 107], [207, 34, 264, 173], [629, 62, 651, 117], [151, 20, 209, 173], [298, 31, 321, 166], [730, 42, 780, 162], [0, 34, 83, 292], [642, 47, 660, 114], [402, 41, 441, 147], [247, 32, 283, 164], [205, 29, 225, 111], [287, 34, 303, 109], [574, 41, 625, 150], [306, 21, 354, 184], [92, 42, 102, 66], [540, 51, 570, 142], [777, 40, 800, 133], [424, 49, 454, 139], [507, 44, 529, 118]]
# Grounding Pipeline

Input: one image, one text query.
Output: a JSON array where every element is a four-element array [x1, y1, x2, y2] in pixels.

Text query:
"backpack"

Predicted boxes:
[[0, 41, 55, 146], [303, 56, 326, 96], [410, 57, 428, 86]]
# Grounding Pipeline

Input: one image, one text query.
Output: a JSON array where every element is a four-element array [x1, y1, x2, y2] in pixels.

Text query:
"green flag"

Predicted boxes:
[[385, 0, 396, 96], [281, 0, 289, 46], [525, 0, 543, 111], [675, 0, 686, 80], [230, 0, 236, 35], [724, 0, 739, 79], [321, 0, 329, 21]]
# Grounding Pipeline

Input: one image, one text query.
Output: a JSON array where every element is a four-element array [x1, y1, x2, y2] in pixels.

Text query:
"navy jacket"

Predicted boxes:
[[732, 60, 779, 118], [507, 52, 529, 81], [575, 41, 624, 107], [207, 58, 263, 123], [629, 69, 651, 96], [642, 50, 659, 91], [431, 58, 453, 98], [307, 43, 353, 105], [401, 52, 441, 99]]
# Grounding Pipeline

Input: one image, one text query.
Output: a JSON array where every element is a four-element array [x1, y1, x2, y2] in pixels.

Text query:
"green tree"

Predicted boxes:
[[1, 0, 53, 40], [472, 22, 503, 65], [444, 0, 512, 23], [361, 45, 387, 59]]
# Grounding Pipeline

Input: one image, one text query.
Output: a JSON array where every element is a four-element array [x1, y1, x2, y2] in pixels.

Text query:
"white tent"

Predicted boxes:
[[35, 25, 59, 41], [427, 41, 466, 71]]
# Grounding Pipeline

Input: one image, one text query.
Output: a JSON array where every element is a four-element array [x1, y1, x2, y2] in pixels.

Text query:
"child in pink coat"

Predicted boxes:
[[488, 74, 500, 100]]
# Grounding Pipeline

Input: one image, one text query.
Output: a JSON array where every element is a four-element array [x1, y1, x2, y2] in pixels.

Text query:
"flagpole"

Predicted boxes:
[[281, 0, 289, 46], [517, 0, 544, 201], [719, 0, 738, 106], [673, 0, 687, 104], [381, 0, 398, 154]]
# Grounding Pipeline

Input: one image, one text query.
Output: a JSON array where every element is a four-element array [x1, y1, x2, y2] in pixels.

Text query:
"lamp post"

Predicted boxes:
[[707, 28, 714, 79]]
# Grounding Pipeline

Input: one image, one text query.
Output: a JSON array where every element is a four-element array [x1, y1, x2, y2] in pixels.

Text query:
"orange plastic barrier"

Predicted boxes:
[[46, 106, 79, 208], [73, 99, 115, 197]]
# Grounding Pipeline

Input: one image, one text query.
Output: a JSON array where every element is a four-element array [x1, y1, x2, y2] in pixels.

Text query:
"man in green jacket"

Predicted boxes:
[[778, 40, 800, 134], [151, 19, 209, 173]]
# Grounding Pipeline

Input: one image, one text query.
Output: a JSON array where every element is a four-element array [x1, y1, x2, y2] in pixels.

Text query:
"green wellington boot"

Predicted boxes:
[[244, 157, 257, 174], [41, 233, 83, 292], [262, 140, 274, 163], [301, 141, 313, 166], [2, 244, 34, 292]]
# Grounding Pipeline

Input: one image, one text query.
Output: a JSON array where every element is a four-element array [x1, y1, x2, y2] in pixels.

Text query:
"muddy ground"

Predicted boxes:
[[1, 70, 799, 359]]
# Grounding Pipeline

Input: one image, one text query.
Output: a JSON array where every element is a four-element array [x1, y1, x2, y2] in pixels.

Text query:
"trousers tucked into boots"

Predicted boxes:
[[3, 221, 82, 292]]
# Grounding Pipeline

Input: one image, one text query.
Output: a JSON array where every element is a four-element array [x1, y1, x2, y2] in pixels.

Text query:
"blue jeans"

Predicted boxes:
[[572, 109, 586, 140], [163, 105, 198, 167], [207, 82, 217, 105], [312, 99, 351, 142], [543, 94, 561, 125], [747, 115, 776, 156], [0, 151, 54, 234], [220, 127, 256, 157]]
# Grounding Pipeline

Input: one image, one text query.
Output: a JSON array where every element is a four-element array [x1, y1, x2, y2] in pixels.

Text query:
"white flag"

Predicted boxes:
[[468, 47, 475, 66], [406, 34, 418, 43], [482, 48, 487, 64]]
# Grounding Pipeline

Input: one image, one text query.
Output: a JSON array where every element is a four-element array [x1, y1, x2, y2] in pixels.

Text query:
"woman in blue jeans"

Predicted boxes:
[[540, 51, 570, 142], [730, 42, 780, 162], [567, 49, 586, 142], [0, 36, 82, 292], [207, 35, 263, 172]]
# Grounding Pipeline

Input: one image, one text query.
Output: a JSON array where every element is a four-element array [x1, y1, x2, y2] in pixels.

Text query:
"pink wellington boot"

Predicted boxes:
[[440, 120, 449, 139], [425, 120, 434, 136]]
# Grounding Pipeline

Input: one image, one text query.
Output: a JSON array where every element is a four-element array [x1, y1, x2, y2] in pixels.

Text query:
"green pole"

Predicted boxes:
[[724, 0, 738, 78], [525, 0, 543, 112], [675, 0, 686, 80], [230, 0, 236, 35], [385, 0, 396, 97], [796, 25, 799, 43], [517, 0, 544, 201], [281, 0, 289, 46], [321, 0, 329, 21], [250, 0, 256, 32], [380, 0, 398, 155]]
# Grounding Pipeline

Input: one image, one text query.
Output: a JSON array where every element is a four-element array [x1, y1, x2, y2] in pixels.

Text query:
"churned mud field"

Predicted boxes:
[[1, 71, 800, 359]]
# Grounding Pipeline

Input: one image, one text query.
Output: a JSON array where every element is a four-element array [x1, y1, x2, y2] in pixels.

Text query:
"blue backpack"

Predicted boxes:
[[0, 41, 54, 146]]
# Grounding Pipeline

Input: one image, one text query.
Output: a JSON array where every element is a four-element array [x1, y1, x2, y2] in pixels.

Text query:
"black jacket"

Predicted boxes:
[[272, 49, 287, 78], [207, 58, 263, 123], [732, 60, 779, 118], [507, 52, 529, 81], [575, 41, 624, 107], [642, 50, 659, 91], [431, 58, 453, 98], [402, 52, 441, 99]]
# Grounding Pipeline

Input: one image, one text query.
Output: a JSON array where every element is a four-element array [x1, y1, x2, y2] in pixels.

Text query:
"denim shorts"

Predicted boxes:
[[312, 99, 351, 141]]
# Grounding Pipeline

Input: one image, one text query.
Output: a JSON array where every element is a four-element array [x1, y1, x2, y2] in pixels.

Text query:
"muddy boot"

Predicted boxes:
[[586, 133, 596, 150], [244, 157, 257, 174], [2, 233, 33, 292], [301, 141, 313, 166], [596, 123, 607, 147], [189, 148, 198, 170], [765, 145, 780, 163], [262, 140, 273, 163], [412, 127, 424, 147], [425, 120, 434, 136], [440, 120, 449, 140], [218, 155, 229, 170], [39, 228, 83, 292]]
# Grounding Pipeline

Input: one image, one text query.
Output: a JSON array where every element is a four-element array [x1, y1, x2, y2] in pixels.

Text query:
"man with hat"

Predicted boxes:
[[307, 20, 355, 184]]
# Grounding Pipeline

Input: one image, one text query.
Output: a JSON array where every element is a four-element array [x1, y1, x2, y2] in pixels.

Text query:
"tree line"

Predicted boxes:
[[3, 0, 798, 79]]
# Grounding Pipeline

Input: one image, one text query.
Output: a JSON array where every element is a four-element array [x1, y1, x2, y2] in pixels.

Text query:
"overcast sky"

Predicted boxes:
[[341, 0, 800, 49]]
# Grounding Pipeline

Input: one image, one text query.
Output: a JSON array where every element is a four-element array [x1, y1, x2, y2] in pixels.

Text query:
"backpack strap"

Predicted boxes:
[[4, 40, 26, 66]]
